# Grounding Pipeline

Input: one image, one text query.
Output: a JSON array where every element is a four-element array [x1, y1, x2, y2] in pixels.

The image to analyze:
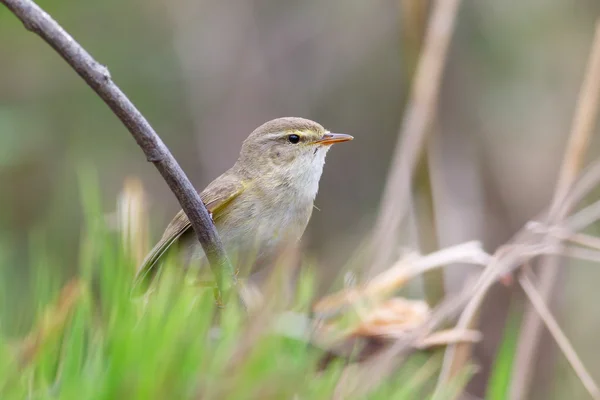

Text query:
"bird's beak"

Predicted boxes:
[[315, 132, 354, 146]]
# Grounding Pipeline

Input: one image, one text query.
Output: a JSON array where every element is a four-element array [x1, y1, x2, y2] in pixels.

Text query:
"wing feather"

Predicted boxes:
[[132, 172, 245, 292]]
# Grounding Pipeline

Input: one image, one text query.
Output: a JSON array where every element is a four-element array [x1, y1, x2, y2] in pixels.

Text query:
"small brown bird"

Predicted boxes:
[[134, 117, 353, 290]]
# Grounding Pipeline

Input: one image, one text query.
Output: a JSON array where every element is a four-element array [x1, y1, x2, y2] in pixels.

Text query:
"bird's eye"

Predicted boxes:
[[288, 134, 300, 144]]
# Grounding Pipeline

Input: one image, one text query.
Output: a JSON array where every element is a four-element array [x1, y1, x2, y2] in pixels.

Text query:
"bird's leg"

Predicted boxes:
[[214, 287, 225, 308], [192, 277, 226, 308]]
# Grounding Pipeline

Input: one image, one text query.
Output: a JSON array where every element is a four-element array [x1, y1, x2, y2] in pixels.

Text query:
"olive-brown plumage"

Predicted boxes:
[[134, 117, 352, 290]]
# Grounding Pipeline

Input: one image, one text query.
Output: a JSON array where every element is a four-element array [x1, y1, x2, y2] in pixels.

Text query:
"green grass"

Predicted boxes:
[[485, 299, 522, 400], [0, 178, 463, 399]]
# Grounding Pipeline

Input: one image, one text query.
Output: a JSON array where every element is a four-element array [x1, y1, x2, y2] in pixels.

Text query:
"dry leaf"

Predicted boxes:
[[350, 297, 430, 339]]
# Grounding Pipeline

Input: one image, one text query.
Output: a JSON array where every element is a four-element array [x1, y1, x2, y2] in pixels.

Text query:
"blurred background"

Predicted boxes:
[[1, 0, 600, 398]]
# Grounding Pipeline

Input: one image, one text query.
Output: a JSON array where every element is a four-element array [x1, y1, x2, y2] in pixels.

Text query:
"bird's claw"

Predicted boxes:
[[214, 288, 225, 308]]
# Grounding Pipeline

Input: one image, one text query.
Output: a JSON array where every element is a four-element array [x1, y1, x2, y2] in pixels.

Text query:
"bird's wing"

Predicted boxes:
[[132, 174, 245, 293]]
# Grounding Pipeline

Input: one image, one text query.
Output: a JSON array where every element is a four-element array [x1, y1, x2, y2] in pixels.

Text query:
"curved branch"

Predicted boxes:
[[1, 0, 237, 300]]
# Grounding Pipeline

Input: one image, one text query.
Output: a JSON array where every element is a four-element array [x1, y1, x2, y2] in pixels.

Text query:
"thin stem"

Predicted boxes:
[[399, 0, 445, 307], [369, 0, 463, 275], [0, 0, 237, 301], [519, 270, 600, 400], [511, 20, 600, 399]]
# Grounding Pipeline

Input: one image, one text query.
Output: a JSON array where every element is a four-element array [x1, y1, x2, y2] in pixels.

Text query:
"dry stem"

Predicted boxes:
[[510, 20, 600, 400], [519, 268, 600, 400], [369, 0, 463, 276]]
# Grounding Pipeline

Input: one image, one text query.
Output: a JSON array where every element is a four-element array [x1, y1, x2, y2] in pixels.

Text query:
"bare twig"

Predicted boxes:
[[400, 0, 431, 78], [416, 129, 446, 306], [433, 216, 574, 393], [415, 329, 482, 349], [0, 0, 237, 300], [564, 231, 600, 251], [567, 195, 600, 232], [534, 158, 600, 232], [519, 269, 600, 400], [433, 19, 600, 396], [325, 225, 538, 397], [511, 20, 600, 399], [331, 280, 479, 399], [313, 241, 490, 319], [323, 209, 600, 398], [369, 0, 463, 275], [550, 22, 600, 217], [345, 171, 600, 397], [557, 158, 600, 219], [400, 0, 445, 309]]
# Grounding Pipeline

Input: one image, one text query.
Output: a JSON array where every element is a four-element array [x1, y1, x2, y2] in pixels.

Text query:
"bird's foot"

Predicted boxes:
[[214, 293, 225, 309]]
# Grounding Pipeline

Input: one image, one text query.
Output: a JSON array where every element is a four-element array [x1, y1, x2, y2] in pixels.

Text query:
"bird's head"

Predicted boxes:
[[236, 117, 353, 198]]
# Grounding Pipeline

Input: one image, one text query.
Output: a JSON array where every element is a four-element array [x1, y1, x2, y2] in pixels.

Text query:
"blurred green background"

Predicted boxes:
[[1, 0, 600, 398]]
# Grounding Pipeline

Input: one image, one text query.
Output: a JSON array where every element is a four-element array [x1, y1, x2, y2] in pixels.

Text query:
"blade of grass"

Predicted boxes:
[[485, 300, 521, 400]]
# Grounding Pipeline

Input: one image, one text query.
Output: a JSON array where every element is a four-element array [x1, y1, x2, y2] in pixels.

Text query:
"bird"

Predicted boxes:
[[133, 117, 353, 292]]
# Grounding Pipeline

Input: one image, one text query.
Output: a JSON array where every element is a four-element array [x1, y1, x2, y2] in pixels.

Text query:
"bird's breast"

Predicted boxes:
[[183, 179, 317, 276], [222, 191, 312, 258]]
